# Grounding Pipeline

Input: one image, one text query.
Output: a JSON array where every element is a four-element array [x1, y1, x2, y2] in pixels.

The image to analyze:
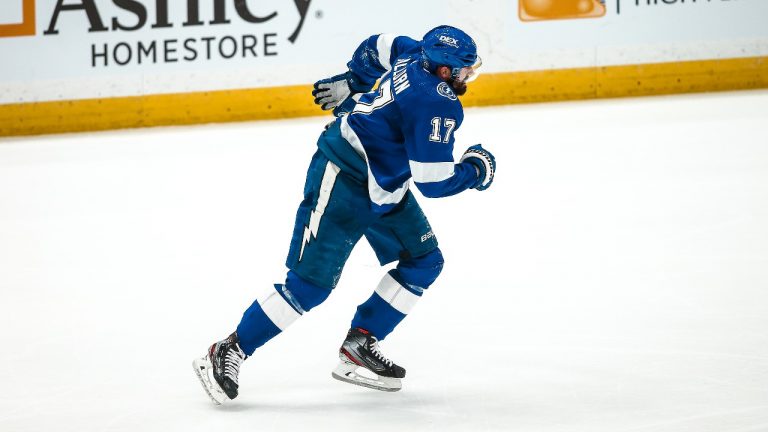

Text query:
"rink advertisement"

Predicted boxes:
[[42, 0, 310, 68], [1, 0, 768, 136], [3, 0, 312, 70]]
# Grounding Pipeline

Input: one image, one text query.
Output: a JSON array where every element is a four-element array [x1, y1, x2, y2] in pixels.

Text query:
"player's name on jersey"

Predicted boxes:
[[392, 58, 411, 95], [90, 33, 279, 68]]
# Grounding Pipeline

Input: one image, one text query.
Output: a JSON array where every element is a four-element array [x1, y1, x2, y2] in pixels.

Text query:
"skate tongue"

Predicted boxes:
[[354, 327, 370, 335], [227, 332, 241, 344], [369, 339, 393, 367]]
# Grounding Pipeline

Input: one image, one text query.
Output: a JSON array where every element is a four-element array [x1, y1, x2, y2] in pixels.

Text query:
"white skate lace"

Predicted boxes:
[[369, 338, 393, 367], [224, 344, 246, 385]]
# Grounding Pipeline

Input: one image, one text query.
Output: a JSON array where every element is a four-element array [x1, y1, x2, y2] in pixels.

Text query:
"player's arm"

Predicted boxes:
[[312, 35, 420, 116], [405, 102, 496, 198], [411, 157, 478, 198], [346, 34, 420, 82]]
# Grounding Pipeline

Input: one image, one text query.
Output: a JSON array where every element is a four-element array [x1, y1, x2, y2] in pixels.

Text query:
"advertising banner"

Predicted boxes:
[[507, 0, 768, 69], [1, 0, 767, 136], [1, 0, 450, 103]]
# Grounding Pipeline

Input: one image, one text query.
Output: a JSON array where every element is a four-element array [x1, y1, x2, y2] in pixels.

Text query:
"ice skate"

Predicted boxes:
[[331, 327, 405, 392], [193, 332, 247, 405]]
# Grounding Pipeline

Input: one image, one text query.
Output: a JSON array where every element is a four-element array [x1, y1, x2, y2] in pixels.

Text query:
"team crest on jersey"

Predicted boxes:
[[436, 82, 457, 100]]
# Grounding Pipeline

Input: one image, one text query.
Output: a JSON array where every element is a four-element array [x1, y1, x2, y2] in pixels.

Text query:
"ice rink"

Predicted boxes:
[[1, 90, 768, 432]]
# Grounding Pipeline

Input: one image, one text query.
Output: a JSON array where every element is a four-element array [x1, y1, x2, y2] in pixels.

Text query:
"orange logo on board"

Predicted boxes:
[[519, 0, 606, 22], [0, 0, 36, 37]]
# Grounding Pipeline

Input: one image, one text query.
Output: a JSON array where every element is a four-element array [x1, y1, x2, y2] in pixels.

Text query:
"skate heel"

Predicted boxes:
[[193, 356, 229, 405], [193, 332, 247, 405]]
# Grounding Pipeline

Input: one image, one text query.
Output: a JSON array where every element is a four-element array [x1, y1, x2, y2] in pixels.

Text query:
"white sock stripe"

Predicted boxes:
[[374, 273, 421, 315], [258, 290, 301, 331]]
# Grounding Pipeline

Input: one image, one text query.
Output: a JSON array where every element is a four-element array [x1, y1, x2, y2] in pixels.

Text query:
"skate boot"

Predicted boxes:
[[331, 327, 406, 392], [193, 332, 247, 405]]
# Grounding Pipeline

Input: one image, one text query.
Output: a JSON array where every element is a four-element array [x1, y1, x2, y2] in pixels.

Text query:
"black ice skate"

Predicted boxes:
[[193, 332, 247, 405], [331, 327, 406, 392]]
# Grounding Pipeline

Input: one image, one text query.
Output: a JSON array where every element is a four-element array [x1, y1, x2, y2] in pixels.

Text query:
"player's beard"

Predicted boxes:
[[450, 79, 468, 96]]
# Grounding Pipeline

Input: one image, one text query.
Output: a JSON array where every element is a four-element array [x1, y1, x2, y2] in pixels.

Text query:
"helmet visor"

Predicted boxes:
[[454, 56, 483, 83]]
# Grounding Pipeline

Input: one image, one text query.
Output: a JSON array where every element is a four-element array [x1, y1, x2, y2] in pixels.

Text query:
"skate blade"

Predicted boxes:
[[331, 361, 402, 392], [193, 356, 230, 405]]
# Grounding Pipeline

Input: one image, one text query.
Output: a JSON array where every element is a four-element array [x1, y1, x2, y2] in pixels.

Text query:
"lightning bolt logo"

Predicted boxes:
[[299, 209, 322, 261], [298, 161, 340, 262]]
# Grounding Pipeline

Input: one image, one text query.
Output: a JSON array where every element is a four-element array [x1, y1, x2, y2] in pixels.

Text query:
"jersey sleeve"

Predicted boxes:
[[347, 35, 421, 89], [402, 95, 479, 198]]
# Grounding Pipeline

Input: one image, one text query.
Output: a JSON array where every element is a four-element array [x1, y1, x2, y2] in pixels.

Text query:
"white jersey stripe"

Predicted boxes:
[[376, 33, 397, 72], [409, 161, 455, 183], [340, 116, 410, 206], [258, 290, 301, 331], [375, 272, 421, 315]]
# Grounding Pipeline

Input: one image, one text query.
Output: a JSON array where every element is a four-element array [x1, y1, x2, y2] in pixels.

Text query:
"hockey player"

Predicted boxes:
[[194, 25, 496, 404]]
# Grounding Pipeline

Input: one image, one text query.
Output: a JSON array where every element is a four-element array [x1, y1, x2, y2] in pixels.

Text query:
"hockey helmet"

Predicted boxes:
[[421, 25, 482, 83]]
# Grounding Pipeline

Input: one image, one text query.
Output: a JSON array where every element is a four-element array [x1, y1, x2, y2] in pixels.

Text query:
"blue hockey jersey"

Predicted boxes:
[[324, 34, 479, 213]]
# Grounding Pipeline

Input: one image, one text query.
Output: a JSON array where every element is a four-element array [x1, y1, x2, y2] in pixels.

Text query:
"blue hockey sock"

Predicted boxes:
[[236, 272, 331, 355], [236, 298, 284, 356], [351, 269, 423, 340]]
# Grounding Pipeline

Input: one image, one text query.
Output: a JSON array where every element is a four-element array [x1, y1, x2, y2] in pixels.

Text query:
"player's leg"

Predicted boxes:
[[236, 151, 369, 351], [354, 191, 442, 339], [349, 248, 443, 338], [235, 271, 331, 356], [332, 191, 443, 391], [195, 151, 370, 404]]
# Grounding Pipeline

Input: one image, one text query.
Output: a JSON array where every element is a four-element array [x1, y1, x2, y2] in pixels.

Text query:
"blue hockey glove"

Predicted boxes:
[[460, 144, 496, 191], [312, 71, 373, 115]]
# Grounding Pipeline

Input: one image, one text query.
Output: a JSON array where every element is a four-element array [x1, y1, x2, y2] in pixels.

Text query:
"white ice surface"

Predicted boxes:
[[1, 91, 768, 432]]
